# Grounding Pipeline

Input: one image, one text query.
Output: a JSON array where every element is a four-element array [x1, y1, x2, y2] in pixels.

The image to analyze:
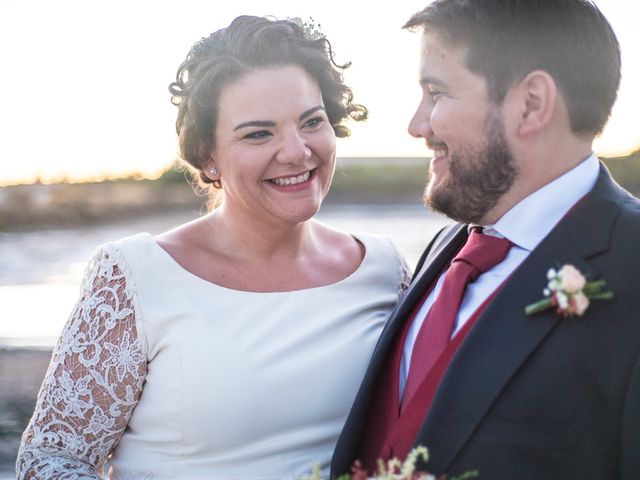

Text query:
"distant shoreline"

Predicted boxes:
[[2, 154, 638, 232], [0, 181, 204, 232]]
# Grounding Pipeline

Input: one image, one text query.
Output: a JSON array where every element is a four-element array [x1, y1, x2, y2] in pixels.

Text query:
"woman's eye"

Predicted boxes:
[[303, 117, 324, 129], [244, 130, 271, 140]]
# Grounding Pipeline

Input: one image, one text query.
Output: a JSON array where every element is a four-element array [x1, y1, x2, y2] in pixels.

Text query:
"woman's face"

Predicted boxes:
[[210, 65, 336, 227]]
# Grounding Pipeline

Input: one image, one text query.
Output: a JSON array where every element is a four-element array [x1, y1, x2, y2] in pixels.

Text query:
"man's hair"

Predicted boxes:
[[405, 0, 621, 136]]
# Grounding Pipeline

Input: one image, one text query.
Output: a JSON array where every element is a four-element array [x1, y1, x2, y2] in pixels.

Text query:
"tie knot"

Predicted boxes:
[[453, 229, 511, 276]]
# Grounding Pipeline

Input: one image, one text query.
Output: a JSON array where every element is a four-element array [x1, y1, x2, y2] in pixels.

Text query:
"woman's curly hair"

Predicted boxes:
[[169, 15, 368, 189]]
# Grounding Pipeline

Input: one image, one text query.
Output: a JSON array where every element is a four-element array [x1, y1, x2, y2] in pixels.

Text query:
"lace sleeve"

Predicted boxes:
[[398, 254, 412, 297], [391, 242, 412, 297], [16, 245, 147, 479]]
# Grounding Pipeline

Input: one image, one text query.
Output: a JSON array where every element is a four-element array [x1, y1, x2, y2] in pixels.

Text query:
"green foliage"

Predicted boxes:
[[327, 160, 428, 204], [156, 160, 196, 184], [150, 152, 640, 203]]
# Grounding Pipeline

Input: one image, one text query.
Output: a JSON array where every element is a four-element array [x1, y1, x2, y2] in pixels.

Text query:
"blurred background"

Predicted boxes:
[[1, 0, 639, 475]]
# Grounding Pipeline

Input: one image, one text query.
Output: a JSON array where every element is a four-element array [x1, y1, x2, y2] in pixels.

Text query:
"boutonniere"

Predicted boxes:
[[525, 264, 614, 317]]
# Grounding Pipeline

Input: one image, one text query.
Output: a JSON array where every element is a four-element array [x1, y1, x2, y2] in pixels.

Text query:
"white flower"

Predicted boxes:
[[50, 371, 93, 417], [548, 279, 561, 292], [60, 431, 87, 455], [103, 330, 145, 382], [556, 292, 569, 310], [87, 406, 116, 434]]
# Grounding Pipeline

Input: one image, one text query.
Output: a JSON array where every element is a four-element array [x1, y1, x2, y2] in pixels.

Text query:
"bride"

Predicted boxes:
[[17, 15, 409, 479]]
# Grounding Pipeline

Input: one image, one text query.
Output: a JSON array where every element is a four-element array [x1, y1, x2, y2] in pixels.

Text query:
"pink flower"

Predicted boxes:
[[557, 264, 586, 293], [526, 264, 613, 318], [570, 291, 590, 316]]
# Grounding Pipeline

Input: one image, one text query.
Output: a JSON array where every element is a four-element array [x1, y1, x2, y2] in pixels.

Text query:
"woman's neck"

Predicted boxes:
[[207, 205, 315, 262]]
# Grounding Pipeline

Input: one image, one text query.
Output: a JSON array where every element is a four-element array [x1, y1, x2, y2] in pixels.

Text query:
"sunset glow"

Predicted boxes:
[[1, 0, 638, 186]]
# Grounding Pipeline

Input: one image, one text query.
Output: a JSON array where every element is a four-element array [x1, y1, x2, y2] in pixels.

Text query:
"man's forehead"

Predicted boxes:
[[419, 31, 469, 76], [420, 30, 468, 59]]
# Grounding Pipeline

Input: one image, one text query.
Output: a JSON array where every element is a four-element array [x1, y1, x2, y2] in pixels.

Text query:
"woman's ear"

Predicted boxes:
[[203, 155, 219, 181], [199, 141, 219, 181], [514, 70, 557, 137]]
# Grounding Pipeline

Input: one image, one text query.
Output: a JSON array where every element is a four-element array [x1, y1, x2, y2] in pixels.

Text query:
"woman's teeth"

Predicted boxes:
[[270, 171, 311, 186]]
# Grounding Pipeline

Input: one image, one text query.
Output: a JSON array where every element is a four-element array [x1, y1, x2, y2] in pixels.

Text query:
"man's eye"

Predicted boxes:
[[428, 90, 442, 100]]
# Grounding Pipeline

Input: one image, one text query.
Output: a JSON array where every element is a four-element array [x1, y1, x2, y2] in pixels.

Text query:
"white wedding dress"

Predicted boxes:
[[17, 232, 409, 480]]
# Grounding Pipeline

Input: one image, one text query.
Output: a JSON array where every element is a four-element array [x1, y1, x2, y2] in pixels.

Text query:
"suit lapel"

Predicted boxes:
[[414, 168, 622, 473], [373, 224, 468, 362]]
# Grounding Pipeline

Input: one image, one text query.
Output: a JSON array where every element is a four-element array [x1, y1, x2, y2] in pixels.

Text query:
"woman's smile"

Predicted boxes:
[[266, 168, 316, 191], [212, 65, 336, 225]]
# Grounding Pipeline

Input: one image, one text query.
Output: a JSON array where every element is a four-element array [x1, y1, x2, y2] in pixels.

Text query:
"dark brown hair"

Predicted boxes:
[[169, 15, 367, 189], [405, 0, 620, 136]]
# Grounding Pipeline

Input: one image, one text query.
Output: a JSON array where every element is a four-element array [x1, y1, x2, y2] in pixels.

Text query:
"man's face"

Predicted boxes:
[[408, 31, 517, 225]]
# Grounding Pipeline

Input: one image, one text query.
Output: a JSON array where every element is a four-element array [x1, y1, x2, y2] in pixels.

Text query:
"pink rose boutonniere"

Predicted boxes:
[[525, 264, 614, 317]]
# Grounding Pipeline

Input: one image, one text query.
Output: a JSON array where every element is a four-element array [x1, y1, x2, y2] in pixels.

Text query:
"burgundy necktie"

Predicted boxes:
[[402, 228, 512, 407]]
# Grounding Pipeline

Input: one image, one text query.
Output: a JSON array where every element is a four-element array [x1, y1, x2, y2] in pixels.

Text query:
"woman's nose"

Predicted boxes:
[[276, 130, 311, 164]]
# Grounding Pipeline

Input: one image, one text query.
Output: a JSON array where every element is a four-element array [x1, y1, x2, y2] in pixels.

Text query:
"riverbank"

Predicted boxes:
[[0, 157, 429, 232], [2, 153, 639, 232], [0, 180, 204, 231]]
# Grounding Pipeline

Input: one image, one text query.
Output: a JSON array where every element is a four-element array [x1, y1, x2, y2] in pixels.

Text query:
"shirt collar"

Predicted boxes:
[[483, 153, 600, 251]]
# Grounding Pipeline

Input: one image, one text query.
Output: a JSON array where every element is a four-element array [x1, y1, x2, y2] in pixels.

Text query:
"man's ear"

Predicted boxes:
[[514, 70, 557, 137]]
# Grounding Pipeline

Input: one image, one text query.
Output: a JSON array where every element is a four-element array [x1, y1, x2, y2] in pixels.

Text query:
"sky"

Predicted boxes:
[[1, 0, 638, 186]]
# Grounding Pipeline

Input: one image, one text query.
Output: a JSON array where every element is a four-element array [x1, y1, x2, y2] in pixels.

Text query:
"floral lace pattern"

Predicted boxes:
[[393, 243, 412, 297], [16, 245, 147, 479]]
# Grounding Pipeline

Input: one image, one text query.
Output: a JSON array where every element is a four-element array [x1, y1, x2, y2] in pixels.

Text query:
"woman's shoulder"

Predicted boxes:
[[106, 230, 177, 264], [357, 233, 411, 285], [338, 229, 401, 264], [88, 232, 163, 287], [313, 221, 411, 291], [312, 220, 383, 249], [353, 231, 399, 253], [110, 231, 156, 254]]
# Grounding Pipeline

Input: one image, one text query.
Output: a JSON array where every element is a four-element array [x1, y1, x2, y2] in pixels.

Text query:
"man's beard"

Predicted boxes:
[[424, 112, 517, 224]]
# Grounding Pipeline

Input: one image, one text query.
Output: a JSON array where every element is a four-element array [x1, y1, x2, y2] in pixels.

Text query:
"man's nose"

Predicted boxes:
[[408, 96, 433, 139]]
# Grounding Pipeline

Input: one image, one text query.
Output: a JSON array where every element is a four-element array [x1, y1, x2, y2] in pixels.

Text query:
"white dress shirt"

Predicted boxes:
[[399, 153, 600, 396]]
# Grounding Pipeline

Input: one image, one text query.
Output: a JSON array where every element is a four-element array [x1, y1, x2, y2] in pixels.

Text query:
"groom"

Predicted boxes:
[[332, 1, 640, 478]]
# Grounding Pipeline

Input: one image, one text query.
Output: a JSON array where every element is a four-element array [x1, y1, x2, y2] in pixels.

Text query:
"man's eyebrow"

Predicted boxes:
[[420, 76, 446, 88]]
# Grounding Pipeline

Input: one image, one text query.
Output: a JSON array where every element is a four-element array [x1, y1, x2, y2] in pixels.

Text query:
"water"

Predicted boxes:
[[0, 203, 449, 478], [0, 204, 449, 348]]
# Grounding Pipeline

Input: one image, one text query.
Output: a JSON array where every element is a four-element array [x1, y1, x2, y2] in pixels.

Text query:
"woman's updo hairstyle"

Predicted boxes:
[[169, 15, 368, 189]]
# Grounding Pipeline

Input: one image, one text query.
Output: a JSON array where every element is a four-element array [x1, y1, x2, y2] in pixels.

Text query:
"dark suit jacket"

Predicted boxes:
[[332, 164, 640, 479]]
